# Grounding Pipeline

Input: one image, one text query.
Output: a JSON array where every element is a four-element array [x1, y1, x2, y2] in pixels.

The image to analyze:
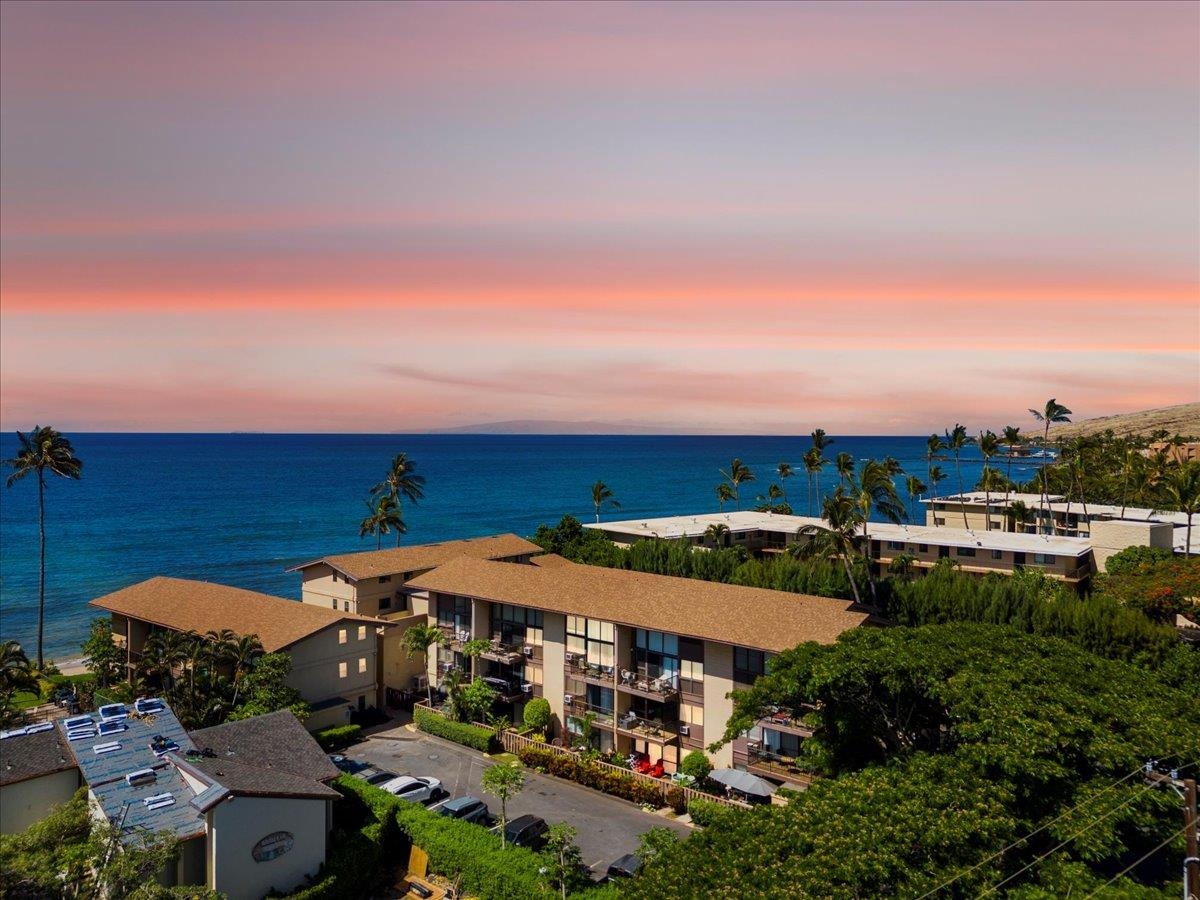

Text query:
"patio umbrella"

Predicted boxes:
[[707, 768, 777, 797]]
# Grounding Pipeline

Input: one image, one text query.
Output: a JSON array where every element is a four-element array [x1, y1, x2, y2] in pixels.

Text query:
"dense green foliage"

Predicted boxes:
[[632, 624, 1200, 899], [313, 724, 363, 752], [0, 790, 216, 899], [523, 696, 553, 731], [81, 617, 123, 686], [226, 651, 309, 723], [1104, 544, 1176, 576], [677, 750, 712, 783], [413, 705, 499, 752], [517, 746, 664, 806]]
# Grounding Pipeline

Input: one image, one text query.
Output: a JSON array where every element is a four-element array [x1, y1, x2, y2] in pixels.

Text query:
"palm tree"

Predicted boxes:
[[590, 481, 621, 523], [810, 429, 833, 506], [943, 424, 975, 529], [1006, 500, 1034, 534], [371, 452, 425, 546], [0, 641, 36, 697], [1028, 399, 1072, 534], [704, 522, 731, 549], [835, 452, 855, 489], [925, 433, 945, 497], [904, 475, 928, 523], [718, 459, 755, 510], [776, 462, 794, 505], [715, 482, 735, 512], [1001, 425, 1022, 515], [802, 448, 825, 516], [849, 460, 905, 604], [359, 494, 404, 549], [978, 430, 1000, 531], [793, 492, 865, 606], [1158, 461, 1200, 558], [927, 465, 948, 524], [401, 623, 446, 706], [227, 634, 264, 706], [4, 426, 83, 671]]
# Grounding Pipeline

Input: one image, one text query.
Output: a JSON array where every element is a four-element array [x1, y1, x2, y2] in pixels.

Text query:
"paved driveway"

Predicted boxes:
[[344, 728, 692, 876]]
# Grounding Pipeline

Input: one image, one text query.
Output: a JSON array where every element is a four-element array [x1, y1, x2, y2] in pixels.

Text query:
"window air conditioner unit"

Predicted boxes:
[[565, 653, 576, 663], [522, 645, 533, 656], [521, 683, 533, 693], [678, 724, 691, 737], [563, 694, 574, 705]]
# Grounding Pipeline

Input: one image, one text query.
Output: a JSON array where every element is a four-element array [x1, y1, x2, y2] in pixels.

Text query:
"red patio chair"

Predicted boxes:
[[636, 758, 653, 774], [649, 761, 664, 778]]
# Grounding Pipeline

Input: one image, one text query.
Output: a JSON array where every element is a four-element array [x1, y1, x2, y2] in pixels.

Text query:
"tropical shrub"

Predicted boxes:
[[684, 798, 731, 829], [678, 750, 712, 783], [523, 696, 552, 732], [1104, 544, 1175, 575], [516, 746, 664, 806], [314, 724, 363, 752], [413, 705, 498, 752], [664, 786, 687, 814]]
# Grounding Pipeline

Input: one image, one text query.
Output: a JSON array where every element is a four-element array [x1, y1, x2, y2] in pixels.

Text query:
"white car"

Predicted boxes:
[[378, 775, 443, 803]]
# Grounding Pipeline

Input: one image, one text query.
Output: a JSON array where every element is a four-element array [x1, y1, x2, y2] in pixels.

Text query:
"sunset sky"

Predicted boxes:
[[1, 0, 1196, 434]]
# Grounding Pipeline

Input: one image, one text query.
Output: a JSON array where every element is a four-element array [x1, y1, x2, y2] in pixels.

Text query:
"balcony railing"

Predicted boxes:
[[564, 656, 615, 687], [480, 639, 526, 664], [438, 624, 472, 649], [563, 696, 614, 727], [479, 675, 531, 703], [743, 746, 814, 787], [758, 708, 814, 738], [617, 667, 679, 700], [615, 712, 680, 745]]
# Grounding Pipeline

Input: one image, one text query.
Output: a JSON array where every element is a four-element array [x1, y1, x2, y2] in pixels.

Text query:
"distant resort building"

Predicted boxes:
[[91, 577, 391, 730], [0, 702, 337, 900]]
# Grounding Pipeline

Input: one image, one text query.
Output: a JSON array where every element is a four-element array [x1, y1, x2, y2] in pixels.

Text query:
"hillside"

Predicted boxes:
[[1048, 402, 1200, 440]]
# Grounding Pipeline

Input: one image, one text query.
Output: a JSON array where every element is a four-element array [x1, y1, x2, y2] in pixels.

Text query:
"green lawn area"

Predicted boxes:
[[12, 673, 94, 710]]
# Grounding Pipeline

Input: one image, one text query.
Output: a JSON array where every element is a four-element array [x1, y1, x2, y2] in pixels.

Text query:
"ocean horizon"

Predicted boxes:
[[0, 432, 1033, 660]]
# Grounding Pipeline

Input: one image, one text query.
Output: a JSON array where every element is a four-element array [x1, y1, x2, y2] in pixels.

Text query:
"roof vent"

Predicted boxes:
[[64, 715, 94, 730], [23, 722, 53, 735], [143, 793, 175, 811], [67, 727, 98, 742], [134, 698, 165, 714], [93, 741, 121, 755], [98, 704, 128, 721], [98, 720, 127, 736], [126, 768, 157, 787]]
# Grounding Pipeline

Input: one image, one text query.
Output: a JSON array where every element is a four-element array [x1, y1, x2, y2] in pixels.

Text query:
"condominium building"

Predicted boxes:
[[288, 534, 542, 700], [91, 577, 391, 731], [406, 555, 869, 779], [586, 511, 1096, 583]]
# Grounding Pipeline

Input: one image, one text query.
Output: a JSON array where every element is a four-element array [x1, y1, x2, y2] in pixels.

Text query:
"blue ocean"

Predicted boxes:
[[0, 433, 1034, 660]]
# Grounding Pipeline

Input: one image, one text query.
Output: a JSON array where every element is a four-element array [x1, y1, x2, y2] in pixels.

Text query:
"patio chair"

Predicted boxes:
[[648, 760, 665, 778]]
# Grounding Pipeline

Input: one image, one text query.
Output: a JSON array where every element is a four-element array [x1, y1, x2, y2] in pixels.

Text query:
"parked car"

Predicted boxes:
[[356, 768, 400, 786], [439, 796, 490, 825], [379, 775, 443, 803], [602, 854, 641, 882], [504, 814, 549, 850], [328, 754, 370, 775]]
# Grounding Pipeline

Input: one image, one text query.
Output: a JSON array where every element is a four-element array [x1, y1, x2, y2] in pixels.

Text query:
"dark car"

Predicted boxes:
[[504, 814, 549, 850], [328, 754, 370, 775], [357, 768, 400, 786], [603, 854, 641, 882], [439, 796, 490, 825]]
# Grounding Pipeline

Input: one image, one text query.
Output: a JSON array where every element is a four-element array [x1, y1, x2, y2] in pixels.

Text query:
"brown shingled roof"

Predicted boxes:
[[408, 558, 868, 652], [0, 727, 77, 787], [190, 710, 339, 783], [90, 577, 386, 653], [288, 533, 543, 580]]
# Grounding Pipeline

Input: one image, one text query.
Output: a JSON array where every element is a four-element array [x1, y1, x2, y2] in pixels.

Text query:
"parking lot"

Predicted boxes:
[[344, 728, 693, 875]]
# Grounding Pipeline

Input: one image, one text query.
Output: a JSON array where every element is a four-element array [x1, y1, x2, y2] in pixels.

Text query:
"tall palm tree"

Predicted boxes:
[[810, 429, 833, 506], [1028, 399, 1072, 534], [849, 459, 905, 605], [943, 424, 975, 529], [927, 465, 948, 524], [704, 522, 731, 549], [925, 433, 944, 494], [776, 462, 794, 505], [1001, 425, 1022, 517], [590, 480, 621, 523], [359, 494, 404, 549], [5, 426, 83, 671], [1006, 500, 1034, 534], [792, 492, 865, 606], [904, 475, 928, 523], [719, 459, 755, 510], [0, 641, 36, 697], [978, 430, 1000, 531], [802, 448, 825, 516], [401, 623, 446, 706], [371, 452, 425, 546], [835, 452, 855, 489], [227, 634, 264, 705], [1158, 461, 1200, 558], [715, 482, 735, 512]]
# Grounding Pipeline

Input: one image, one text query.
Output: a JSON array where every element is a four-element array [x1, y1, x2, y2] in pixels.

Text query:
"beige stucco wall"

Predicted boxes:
[[1089, 520, 1174, 570], [541, 612, 567, 733], [702, 642, 735, 770], [380, 612, 428, 694], [0, 769, 80, 834], [286, 624, 377, 710], [298, 565, 358, 611], [209, 796, 328, 900]]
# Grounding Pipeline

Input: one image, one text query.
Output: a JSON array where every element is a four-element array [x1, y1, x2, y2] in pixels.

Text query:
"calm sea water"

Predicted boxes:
[[0, 433, 1037, 659]]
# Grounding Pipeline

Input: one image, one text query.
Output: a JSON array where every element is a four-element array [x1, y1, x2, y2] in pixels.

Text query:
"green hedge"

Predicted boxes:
[[314, 724, 363, 752], [516, 746, 664, 807], [335, 775, 554, 900], [413, 706, 498, 753], [686, 797, 737, 828]]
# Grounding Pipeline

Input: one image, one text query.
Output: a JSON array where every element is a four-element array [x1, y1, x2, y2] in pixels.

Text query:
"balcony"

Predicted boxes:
[[437, 624, 472, 650], [759, 708, 814, 739], [564, 656, 615, 688], [617, 667, 678, 701], [480, 639, 527, 664], [563, 695, 614, 727], [479, 676, 531, 703], [741, 745, 814, 788], [615, 712, 680, 745]]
